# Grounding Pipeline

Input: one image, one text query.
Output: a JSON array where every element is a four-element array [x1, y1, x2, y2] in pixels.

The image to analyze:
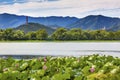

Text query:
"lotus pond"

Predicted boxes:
[[0, 54, 120, 80]]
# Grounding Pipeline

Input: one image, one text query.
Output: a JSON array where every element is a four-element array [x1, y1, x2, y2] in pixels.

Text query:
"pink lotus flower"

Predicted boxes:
[[15, 64, 19, 67], [44, 57, 47, 62], [90, 67, 95, 73], [43, 65, 47, 70]]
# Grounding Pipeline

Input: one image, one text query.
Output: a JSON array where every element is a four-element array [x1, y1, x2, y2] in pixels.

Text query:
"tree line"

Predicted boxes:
[[0, 28, 120, 41]]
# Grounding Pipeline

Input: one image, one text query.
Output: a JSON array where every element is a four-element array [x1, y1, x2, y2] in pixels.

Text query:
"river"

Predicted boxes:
[[0, 42, 120, 57]]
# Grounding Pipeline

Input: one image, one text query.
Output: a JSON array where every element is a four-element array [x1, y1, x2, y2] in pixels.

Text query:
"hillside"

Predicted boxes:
[[0, 13, 79, 29], [14, 23, 55, 34], [68, 15, 120, 30]]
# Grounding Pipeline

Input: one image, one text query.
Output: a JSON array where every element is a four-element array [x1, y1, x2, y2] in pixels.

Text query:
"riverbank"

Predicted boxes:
[[0, 40, 120, 43]]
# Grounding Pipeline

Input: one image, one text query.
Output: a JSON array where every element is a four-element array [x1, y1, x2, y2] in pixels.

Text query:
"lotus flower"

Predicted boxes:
[[44, 57, 47, 62], [90, 67, 95, 73], [15, 63, 19, 68], [43, 65, 47, 70]]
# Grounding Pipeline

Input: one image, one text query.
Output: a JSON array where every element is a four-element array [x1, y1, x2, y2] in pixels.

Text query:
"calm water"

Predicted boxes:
[[0, 42, 120, 57]]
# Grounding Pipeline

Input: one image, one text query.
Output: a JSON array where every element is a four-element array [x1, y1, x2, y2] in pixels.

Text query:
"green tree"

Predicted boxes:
[[108, 32, 116, 40], [96, 30, 109, 40], [13, 30, 25, 40], [69, 28, 82, 40], [36, 29, 48, 40], [114, 30, 120, 40], [89, 30, 108, 40], [3, 28, 14, 40], [0, 29, 4, 40], [25, 32, 36, 40], [51, 28, 67, 40]]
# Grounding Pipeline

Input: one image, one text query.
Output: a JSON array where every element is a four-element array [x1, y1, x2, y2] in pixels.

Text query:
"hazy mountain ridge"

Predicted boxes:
[[0, 13, 120, 31], [0, 13, 26, 29], [68, 15, 120, 30], [0, 13, 79, 29]]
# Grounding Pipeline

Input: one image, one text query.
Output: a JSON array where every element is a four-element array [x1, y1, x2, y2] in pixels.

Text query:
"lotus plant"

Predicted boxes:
[[0, 54, 120, 80]]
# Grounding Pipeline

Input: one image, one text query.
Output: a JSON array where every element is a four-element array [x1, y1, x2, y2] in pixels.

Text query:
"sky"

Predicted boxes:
[[0, 0, 120, 18]]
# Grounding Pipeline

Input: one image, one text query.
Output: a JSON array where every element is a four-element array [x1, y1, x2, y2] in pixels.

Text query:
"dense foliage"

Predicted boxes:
[[0, 54, 120, 80], [15, 23, 55, 34], [0, 28, 120, 40], [51, 28, 120, 40]]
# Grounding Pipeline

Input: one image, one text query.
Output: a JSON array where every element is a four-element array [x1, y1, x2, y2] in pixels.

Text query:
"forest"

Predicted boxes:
[[0, 28, 120, 41]]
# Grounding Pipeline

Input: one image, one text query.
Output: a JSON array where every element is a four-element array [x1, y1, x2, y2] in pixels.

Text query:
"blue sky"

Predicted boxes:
[[0, 0, 120, 18]]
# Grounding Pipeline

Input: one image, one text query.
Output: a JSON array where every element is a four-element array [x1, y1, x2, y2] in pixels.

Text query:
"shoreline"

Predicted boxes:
[[0, 40, 120, 43]]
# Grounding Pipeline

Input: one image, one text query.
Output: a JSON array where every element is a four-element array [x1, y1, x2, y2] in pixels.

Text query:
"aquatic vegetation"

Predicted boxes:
[[0, 54, 120, 80]]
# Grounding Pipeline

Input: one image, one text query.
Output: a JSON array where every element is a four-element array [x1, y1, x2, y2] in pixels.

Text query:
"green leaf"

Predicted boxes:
[[74, 76, 83, 80], [42, 76, 50, 80], [62, 73, 70, 79], [36, 70, 45, 76], [82, 66, 91, 76]]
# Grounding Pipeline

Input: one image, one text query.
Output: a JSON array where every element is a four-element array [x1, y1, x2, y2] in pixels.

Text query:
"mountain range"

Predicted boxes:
[[0, 13, 78, 29], [68, 15, 120, 30], [0, 13, 120, 31]]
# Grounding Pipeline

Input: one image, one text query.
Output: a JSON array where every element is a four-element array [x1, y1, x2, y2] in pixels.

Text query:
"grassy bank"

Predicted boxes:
[[0, 40, 120, 43]]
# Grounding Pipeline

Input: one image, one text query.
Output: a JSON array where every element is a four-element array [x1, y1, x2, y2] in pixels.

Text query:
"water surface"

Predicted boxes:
[[0, 42, 120, 57]]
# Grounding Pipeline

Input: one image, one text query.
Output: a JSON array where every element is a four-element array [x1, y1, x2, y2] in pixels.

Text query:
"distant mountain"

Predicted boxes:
[[1, 13, 120, 31], [108, 25, 120, 31], [68, 15, 120, 30], [0, 13, 26, 29], [14, 23, 55, 34], [0, 13, 79, 29]]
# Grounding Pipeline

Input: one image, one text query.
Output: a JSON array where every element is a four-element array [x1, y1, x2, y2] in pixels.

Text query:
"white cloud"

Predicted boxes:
[[0, 0, 120, 18]]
